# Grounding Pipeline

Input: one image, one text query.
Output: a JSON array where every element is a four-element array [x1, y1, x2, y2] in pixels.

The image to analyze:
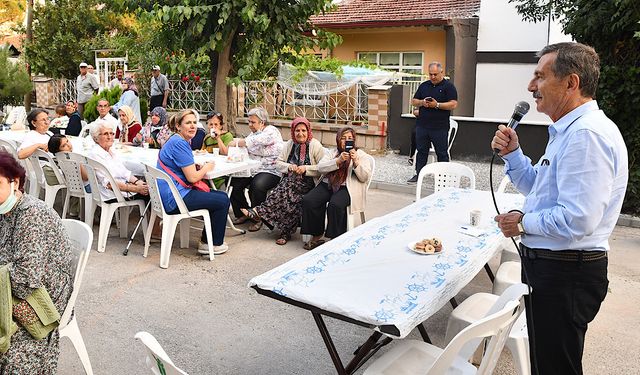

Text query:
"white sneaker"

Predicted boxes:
[[198, 242, 228, 255]]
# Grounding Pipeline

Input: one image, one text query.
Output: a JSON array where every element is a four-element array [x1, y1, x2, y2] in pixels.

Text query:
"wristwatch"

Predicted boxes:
[[517, 215, 526, 235], [436, 102, 440, 109]]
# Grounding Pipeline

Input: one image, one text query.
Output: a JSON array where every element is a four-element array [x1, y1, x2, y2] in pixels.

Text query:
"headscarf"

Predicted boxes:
[[327, 127, 356, 192], [123, 77, 139, 96], [290, 117, 313, 165], [118, 105, 137, 142], [149, 106, 168, 129]]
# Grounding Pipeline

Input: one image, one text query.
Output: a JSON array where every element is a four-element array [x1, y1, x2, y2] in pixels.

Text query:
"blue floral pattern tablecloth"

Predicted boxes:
[[249, 188, 524, 338]]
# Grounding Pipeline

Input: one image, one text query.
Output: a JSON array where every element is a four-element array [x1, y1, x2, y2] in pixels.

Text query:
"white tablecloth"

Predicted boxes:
[[249, 188, 524, 338]]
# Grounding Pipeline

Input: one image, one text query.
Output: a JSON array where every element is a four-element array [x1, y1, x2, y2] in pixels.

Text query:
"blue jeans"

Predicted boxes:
[[170, 189, 230, 246], [415, 127, 449, 175]]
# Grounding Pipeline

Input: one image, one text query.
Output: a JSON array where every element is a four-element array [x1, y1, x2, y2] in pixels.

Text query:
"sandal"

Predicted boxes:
[[303, 239, 325, 251], [248, 221, 263, 232], [241, 208, 261, 222], [232, 216, 250, 225], [275, 232, 291, 246]]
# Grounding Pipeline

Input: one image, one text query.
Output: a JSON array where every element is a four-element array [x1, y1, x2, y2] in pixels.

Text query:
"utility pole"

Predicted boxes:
[[24, 0, 34, 112]]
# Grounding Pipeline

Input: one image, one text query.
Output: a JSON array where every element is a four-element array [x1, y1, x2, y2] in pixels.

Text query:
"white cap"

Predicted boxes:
[[152, 65, 160, 71], [79, 62, 88, 68]]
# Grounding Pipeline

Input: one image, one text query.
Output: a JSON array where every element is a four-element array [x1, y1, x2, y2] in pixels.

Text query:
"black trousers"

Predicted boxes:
[[521, 252, 608, 375], [230, 172, 280, 218], [415, 127, 449, 175], [149, 95, 166, 111], [301, 182, 350, 239]]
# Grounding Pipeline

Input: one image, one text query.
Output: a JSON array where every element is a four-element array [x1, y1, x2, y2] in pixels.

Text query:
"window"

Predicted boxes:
[[357, 51, 424, 80]]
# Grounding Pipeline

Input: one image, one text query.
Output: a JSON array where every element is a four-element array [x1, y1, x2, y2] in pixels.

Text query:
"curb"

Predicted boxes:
[[371, 181, 640, 228]]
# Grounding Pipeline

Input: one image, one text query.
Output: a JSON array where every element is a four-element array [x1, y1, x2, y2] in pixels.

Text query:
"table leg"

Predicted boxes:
[[450, 297, 459, 309], [312, 312, 347, 375], [417, 323, 432, 343], [346, 334, 390, 374], [213, 175, 246, 234], [484, 263, 495, 282]]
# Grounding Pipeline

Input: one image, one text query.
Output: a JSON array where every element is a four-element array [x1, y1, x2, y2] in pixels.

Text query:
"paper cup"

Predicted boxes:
[[212, 148, 220, 156], [470, 210, 482, 227]]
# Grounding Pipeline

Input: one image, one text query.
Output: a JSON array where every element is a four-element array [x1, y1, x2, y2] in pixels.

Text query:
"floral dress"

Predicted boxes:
[[0, 195, 74, 374]]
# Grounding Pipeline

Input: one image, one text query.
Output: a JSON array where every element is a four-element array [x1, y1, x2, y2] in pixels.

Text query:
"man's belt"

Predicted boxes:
[[519, 244, 607, 262]]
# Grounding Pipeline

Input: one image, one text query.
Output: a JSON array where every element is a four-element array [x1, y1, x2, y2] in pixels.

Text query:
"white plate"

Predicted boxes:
[[408, 241, 443, 255]]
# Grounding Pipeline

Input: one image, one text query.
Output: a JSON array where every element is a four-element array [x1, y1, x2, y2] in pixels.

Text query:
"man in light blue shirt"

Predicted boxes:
[[492, 43, 628, 375]]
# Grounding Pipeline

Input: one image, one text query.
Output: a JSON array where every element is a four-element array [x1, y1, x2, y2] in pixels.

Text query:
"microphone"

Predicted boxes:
[[506, 101, 530, 130], [493, 101, 530, 153]]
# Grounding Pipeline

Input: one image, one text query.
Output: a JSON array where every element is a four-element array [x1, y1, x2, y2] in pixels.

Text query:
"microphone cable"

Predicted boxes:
[[489, 150, 540, 375]]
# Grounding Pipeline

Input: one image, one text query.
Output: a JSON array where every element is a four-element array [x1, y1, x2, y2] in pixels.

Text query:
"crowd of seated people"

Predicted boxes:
[[8, 106, 372, 255]]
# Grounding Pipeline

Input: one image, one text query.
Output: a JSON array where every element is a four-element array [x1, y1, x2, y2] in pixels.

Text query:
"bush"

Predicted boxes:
[[83, 86, 122, 123], [0, 48, 32, 108]]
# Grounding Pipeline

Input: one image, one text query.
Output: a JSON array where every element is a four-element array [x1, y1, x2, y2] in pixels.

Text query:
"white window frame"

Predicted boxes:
[[356, 51, 424, 75]]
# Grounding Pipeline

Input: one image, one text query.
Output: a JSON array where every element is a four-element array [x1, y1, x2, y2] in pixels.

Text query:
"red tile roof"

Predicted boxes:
[[311, 0, 480, 28]]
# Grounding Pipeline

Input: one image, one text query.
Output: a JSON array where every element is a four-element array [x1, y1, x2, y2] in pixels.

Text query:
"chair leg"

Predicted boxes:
[[507, 336, 530, 375], [143, 213, 156, 258], [44, 186, 57, 208], [159, 217, 178, 269], [59, 316, 93, 375], [202, 213, 214, 261], [62, 192, 71, 219], [119, 207, 130, 238], [347, 213, 355, 231], [179, 219, 190, 249], [97, 206, 117, 253], [360, 212, 366, 225]]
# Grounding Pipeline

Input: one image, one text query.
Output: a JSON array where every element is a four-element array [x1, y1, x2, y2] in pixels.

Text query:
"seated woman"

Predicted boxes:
[[240, 117, 324, 245], [64, 101, 82, 137], [201, 111, 233, 155], [227, 107, 283, 232], [301, 127, 372, 250], [135, 106, 168, 148], [48, 134, 89, 184], [87, 121, 149, 202], [116, 105, 142, 144], [201, 111, 234, 189], [0, 150, 74, 374], [17, 109, 52, 159], [157, 110, 230, 255]]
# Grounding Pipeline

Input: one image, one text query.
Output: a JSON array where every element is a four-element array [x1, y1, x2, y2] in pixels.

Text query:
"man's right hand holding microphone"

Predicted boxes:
[[491, 125, 520, 157]]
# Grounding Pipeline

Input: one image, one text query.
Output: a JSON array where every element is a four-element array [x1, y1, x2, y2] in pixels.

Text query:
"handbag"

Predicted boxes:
[[158, 158, 210, 192]]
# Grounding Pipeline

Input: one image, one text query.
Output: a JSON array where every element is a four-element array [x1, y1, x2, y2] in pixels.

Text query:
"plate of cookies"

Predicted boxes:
[[409, 238, 443, 255]]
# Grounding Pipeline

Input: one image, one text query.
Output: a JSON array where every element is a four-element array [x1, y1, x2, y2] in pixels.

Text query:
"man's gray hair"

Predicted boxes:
[[89, 120, 112, 141], [428, 61, 443, 71], [247, 107, 269, 124], [537, 42, 600, 98]]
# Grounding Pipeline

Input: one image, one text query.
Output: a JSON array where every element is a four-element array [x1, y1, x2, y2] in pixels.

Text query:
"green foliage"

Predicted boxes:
[[0, 48, 32, 107], [287, 54, 385, 82], [510, 0, 640, 214], [23, 0, 132, 78], [82, 86, 122, 123]]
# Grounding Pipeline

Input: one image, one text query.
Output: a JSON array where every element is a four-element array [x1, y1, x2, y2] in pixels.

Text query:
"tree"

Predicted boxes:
[[0, 47, 32, 108], [115, 0, 341, 123], [510, 0, 640, 214], [0, 0, 24, 25], [23, 0, 132, 79]]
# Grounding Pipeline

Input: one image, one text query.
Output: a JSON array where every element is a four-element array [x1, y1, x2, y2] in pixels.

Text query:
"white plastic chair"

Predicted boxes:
[[492, 261, 522, 296], [59, 219, 94, 375], [84, 155, 148, 253], [55, 152, 93, 221], [27, 149, 67, 207], [445, 283, 531, 375], [416, 161, 476, 201], [135, 332, 189, 375], [364, 298, 523, 375], [347, 154, 375, 231], [143, 164, 215, 269]]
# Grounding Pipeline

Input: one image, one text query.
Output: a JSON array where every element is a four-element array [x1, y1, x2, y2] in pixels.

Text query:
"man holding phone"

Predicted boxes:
[[407, 61, 458, 183]]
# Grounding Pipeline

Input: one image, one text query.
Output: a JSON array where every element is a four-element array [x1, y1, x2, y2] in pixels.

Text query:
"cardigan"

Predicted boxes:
[[275, 138, 326, 184], [317, 149, 372, 213]]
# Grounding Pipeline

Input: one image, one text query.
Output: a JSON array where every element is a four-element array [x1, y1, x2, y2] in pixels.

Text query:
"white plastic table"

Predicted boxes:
[[249, 188, 524, 374]]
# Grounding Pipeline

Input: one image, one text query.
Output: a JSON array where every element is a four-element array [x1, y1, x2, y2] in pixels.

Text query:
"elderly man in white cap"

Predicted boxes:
[[150, 65, 170, 110], [76, 62, 99, 119]]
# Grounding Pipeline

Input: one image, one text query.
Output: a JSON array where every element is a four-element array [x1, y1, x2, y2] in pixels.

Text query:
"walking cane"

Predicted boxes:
[[123, 200, 152, 256]]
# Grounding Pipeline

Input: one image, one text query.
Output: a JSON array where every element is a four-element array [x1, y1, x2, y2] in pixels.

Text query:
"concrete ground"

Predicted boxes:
[[56, 188, 640, 375]]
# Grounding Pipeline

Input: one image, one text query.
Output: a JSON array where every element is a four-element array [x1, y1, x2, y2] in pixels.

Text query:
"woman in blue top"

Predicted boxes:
[[157, 109, 230, 255]]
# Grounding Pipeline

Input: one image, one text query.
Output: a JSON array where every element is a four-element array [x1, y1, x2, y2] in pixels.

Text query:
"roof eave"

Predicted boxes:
[[312, 19, 450, 29]]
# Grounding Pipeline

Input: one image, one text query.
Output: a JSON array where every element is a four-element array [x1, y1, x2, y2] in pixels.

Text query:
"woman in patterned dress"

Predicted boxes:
[[0, 150, 74, 374], [241, 117, 325, 245]]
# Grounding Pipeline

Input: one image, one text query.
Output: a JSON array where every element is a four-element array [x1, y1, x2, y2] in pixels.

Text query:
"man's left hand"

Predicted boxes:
[[494, 212, 523, 237]]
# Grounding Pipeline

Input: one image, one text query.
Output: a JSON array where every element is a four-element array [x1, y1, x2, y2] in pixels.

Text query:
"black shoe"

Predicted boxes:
[[407, 175, 418, 184], [408, 158, 413, 166]]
